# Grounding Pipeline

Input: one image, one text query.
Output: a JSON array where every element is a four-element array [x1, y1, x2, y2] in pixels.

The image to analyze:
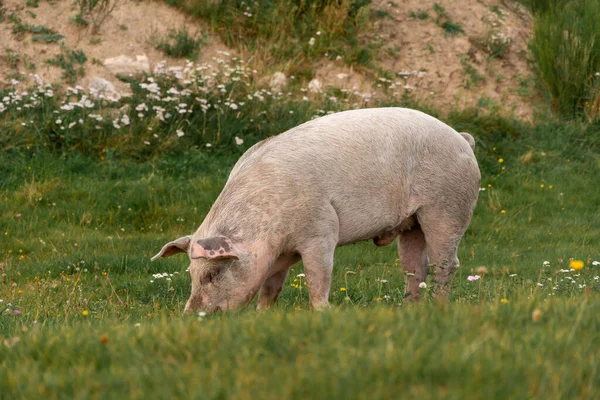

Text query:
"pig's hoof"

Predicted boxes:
[[403, 292, 422, 302], [311, 302, 331, 311]]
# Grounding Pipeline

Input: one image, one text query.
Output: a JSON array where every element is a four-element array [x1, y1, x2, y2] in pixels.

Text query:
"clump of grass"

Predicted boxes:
[[409, 10, 429, 20], [179, 0, 375, 73], [529, 0, 600, 119], [433, 3, 464, 36], [32, 33, 66, 43], [70, 13, 90, 28], [2, 49, 20, 70], [75, 0, 119, 34], [459, 54, 485, 88], [46, 47, 87, 83], [8, 13, 59, 38], [154, 28, 208, 59]]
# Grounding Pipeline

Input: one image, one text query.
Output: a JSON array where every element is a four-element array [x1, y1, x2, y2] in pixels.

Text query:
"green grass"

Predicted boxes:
[[1, 105, 599, 397], [1, 27, 600, 394], [529, 0, 600, 119], [154, 27, 208, 59], [173, 0, 375, 74], [45, 47, 87, 83], [433, 2, 464, 37], [1, 302, 599, 398]]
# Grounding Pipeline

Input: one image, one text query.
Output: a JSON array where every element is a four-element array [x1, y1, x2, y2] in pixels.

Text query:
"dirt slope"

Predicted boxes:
[[315, 0, 536, 119], [0, 0, 537, 119], [0, 0, 229, 95]]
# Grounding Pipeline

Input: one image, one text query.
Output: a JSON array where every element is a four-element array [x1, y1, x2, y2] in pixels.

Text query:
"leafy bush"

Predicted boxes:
[[46, 48, 88, 83], [154, 28, 208, 59], [176, 0, 374, 72], [529, 0, 600, 119]]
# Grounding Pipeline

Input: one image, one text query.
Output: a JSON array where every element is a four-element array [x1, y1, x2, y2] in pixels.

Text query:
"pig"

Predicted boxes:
[[152, 107, 480, 314]]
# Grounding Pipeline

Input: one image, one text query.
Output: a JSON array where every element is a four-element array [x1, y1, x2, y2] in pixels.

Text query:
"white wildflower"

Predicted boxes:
[[235, 136, 243, 145], [419, 282, 427, 289], [176, 129, 185, 137]]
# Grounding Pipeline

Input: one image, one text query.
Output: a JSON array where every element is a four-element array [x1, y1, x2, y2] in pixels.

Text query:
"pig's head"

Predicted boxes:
[[151, 235, 266, 314]]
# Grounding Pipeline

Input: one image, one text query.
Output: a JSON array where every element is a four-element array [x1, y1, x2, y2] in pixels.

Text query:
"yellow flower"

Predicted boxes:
[[549, 185, 553, 189], [501, 210, 506, 214], [375, 297, 382, 301], [82, 310, 89, 316], [569, 260, 584, 271], [500, 298, 509, 303], [487, 184, 492, 187], [501, 166, 505, 171], [498, 158, 504, 163], [540, 184, 544, 188], [17, 290, 22, 294], [340, 287, 347, 291]]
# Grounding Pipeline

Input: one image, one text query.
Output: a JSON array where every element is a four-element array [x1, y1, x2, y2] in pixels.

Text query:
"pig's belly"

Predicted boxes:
[[334, 204, 413, 246]]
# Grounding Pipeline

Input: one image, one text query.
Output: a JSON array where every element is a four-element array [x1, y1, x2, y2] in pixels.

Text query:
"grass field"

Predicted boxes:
[[1, 110, 599, 398]]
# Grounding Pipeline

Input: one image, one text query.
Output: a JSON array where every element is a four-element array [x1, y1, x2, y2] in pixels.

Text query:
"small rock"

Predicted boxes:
[[104, 55, 150, 76], [308, 78, 322, 93], [89, 77, 120, 99], [269, 72, 287, 92]]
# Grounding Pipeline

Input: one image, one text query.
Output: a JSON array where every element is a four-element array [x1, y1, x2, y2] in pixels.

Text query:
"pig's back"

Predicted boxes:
[[232, 107, 474, 188]]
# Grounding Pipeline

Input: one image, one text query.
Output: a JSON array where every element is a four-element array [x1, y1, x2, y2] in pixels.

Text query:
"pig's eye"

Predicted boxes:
[[206, 267, 225, 283]]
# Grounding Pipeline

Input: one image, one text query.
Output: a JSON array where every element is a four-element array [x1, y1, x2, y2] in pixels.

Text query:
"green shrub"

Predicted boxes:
[[178, 0, 374, 71], [45, 48, 88, 83], [529, 0, 600, 119], [433, 2, 464, 37], [154, 28, 208, 59]]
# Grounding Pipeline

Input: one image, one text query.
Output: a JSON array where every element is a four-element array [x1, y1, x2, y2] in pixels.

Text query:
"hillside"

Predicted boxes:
[[0, 0, 538, 119]]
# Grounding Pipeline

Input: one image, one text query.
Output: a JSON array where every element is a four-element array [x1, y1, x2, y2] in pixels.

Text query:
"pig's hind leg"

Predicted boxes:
[[417, 203, 474, 300], [398, 225, 429, 301]]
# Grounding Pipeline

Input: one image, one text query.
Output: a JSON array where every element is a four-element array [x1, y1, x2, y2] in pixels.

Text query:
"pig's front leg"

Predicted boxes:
[[299, 235, 338, 310], [256, 254, 300, 310]]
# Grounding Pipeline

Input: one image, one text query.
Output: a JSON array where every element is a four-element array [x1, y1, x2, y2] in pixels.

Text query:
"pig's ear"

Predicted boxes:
[[151, 236, 192, 261], [191, 236, 240, 260]]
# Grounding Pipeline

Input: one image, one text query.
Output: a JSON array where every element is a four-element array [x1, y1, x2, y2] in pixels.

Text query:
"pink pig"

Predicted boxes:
[[152, 107, 480, 313]]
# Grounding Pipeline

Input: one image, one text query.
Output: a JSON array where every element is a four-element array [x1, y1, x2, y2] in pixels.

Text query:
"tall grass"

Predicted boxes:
[[528, 0, 600, 119], [176, 0, 374, 76]]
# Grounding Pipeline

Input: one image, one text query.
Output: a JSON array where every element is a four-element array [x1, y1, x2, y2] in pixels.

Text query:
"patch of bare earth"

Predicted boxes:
[[315, 0, 538, 120], [0, 0, 538, 119], [0, 0, 229, 94]]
